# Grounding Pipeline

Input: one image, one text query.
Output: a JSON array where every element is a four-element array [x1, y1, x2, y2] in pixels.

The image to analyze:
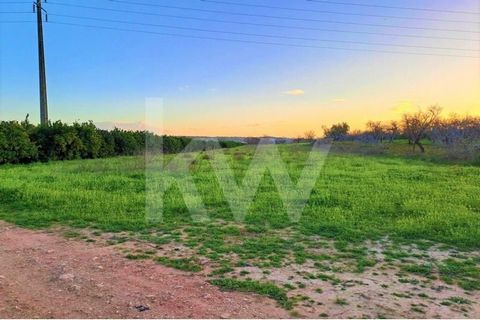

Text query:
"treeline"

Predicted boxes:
[[0, 119, 243, 165], [319, 106, 480, 155]]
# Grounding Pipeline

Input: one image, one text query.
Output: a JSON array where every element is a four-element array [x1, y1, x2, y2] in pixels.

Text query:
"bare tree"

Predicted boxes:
[[304, 130, 316, 141], [430, 114, 480, 146], [429, 114, 480, 159], [401, 106, 442, 153], [366, 121, 386, 143], [387, 121, 400, 143]]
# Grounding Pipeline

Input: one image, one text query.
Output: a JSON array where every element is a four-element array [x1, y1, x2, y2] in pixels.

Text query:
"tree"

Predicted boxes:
[[98, 130, 116, 157], [30, 121, 85, 161], [74, 121, 102, 158], [401, 106, 442, 153], [304, 130, 316, 141], [366, 121, 386, 143], [323, 122, 350, 141], [0, 121, 38, 164], [430, 115, 480, 146], [110, 128, 141, 156], [387, 121, 400, 143], [0, 119, 226, 164]]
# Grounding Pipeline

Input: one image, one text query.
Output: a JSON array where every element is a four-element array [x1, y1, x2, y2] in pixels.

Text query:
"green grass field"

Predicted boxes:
[[1, 142, 479, 313], [1, 143, 479, 248]]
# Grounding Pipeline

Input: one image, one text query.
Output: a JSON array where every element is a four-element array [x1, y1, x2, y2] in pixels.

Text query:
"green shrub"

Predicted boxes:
[[0, 121, 38, 164], [74, 121, 102, 158], [0, 119, 240, 165], [30, 121, 84, 161]]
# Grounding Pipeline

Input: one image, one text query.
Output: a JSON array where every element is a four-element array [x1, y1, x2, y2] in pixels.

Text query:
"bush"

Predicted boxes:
[[0, 121, 38, 164], [111, 128, 143, 156], [0, 120, 242, 165], [30, 121, 85, 161], [98, 130, 116, 158], [74, 122, 102, 158]]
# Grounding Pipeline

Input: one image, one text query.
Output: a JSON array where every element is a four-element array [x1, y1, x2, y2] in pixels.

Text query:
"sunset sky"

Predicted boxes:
[[1, 0, 479, 137]]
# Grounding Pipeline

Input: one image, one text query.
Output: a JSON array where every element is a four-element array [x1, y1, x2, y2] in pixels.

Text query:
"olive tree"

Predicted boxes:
[[401, 106, 442, 153]]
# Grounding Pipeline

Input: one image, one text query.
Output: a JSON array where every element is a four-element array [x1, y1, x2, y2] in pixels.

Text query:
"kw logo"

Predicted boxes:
[[145, 139, 331, 224]]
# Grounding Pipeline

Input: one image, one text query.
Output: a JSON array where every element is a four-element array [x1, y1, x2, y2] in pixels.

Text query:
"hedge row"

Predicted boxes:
[[0, 120, 242, 165]]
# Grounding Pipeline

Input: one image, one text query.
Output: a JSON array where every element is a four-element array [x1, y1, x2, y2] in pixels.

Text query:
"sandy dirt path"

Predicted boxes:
[[0, 222, 288, 319]]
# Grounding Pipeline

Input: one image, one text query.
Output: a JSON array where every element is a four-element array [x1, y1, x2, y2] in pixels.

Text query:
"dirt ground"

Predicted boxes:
[[1, 221, 479, 319], [0, 222, 288, 319]]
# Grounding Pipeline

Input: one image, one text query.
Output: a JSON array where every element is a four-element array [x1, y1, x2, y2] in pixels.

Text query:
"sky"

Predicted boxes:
[[0, 0, 479, 137]]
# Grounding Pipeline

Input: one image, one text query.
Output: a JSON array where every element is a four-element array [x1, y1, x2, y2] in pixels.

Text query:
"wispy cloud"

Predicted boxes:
[[332, 98, 347, 103], [284, 89, 305, 96]]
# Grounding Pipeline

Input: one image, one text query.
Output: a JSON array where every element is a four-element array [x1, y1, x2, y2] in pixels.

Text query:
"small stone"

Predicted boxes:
[[134, 305, 150, 312]]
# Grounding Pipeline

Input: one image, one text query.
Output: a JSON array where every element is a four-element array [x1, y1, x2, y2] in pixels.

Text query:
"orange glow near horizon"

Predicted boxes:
[[96, 52, 480, 138], [149, 53, 480, 138]]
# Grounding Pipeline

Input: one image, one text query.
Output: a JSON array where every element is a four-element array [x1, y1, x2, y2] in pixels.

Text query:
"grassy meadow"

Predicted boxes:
[[1, 142, 479, 315], [1, 143, 479, 248]]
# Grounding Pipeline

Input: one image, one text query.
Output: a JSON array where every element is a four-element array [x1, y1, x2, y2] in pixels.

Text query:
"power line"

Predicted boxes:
[[189, 0, 478, 24], [47, 1, 480, 34], [306, 0, 480, 15], [47, 20, 480, 59], [97, 15, 480, 42], [42, 3, 478, 42], [49, 13, 479, 53], [0, 11, 32, 13], [106, 0, 480, 33], [0, 20, 34, 22]]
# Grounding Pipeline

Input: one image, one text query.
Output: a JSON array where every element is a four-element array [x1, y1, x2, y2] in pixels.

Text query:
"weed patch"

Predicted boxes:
[[155, 257, 202, 272], [209, 278, 292, 309]]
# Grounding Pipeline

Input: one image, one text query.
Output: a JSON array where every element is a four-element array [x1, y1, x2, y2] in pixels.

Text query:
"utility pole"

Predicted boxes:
[[35, 0, 48, 125]]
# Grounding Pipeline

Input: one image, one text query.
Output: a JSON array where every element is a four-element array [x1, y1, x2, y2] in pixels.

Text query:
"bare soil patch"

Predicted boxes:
[[1, 221, 479, 319], [0, 222, 287, 319]]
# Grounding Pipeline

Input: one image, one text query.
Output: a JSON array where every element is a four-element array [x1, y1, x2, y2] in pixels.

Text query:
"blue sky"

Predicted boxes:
[[1, 0, 479, 137]]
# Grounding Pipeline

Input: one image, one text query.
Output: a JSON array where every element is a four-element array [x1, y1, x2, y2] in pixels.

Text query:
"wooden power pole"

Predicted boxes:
[[35, 0, 48, 125]]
